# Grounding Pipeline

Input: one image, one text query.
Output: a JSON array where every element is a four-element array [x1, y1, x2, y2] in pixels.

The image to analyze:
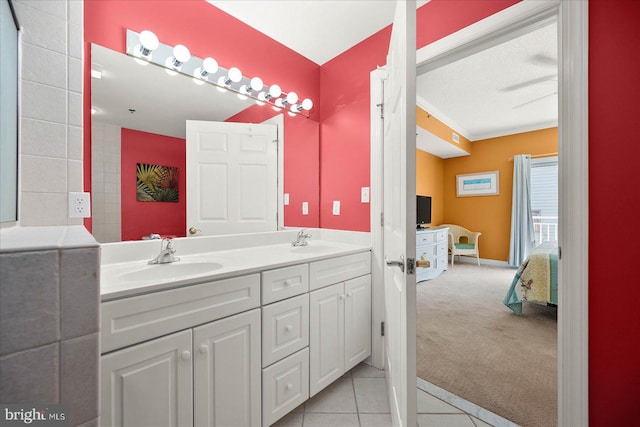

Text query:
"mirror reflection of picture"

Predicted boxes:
[[136, 163, 179, 203]]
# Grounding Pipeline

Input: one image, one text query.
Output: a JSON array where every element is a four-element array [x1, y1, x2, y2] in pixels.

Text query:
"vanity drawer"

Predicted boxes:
[[262, 348, 309, 427], [262, 294, 309, 367], [436, 242, 448, 256], [101, 274, 260, 353], [436, 229, 448, 242], [417, 233, 436, 245], [309, 252, 371, 291], [417, 245, 436, 259], [262, 264, 309, 305]]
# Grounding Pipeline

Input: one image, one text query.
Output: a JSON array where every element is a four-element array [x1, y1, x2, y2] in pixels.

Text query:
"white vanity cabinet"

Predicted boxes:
[[308, 252, 372, 397], [416, 227, 449, 282], [100, 329, 194, 427], [194, 309, 261, 427]]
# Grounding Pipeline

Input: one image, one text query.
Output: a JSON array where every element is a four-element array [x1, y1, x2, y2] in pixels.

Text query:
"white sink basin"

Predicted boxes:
[[119, 261, 224, 282]]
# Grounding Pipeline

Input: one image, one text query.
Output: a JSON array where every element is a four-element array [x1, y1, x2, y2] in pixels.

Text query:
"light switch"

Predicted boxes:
[[302, 202, 308, 215], [284, 193, 290, 205], [361, 187, 370, 203], [332, 200, 340, 215]]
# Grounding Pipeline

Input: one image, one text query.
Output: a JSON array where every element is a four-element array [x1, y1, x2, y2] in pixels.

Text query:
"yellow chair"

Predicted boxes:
[[439, 224, 481, 266]]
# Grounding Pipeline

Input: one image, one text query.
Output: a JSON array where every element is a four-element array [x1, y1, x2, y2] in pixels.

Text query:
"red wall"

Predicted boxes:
[[318, 0, 519, 231], [120, 128, 185, 241], [83, 0, 321, 230], [588, 1, 640, 425]]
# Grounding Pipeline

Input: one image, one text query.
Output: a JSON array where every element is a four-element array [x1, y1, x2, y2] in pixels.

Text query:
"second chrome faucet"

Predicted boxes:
[[148, 237, 180, 264], [292, 229, 312, 247]]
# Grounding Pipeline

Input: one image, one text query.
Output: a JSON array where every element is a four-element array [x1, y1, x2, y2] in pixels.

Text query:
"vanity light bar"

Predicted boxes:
[[125, 29, 313, 118]]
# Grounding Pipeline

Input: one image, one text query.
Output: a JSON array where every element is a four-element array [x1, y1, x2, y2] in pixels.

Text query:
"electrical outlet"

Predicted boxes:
[[332, 200, 340, 215], [68, 192, 91, 218], [361, 187, 370, 203], [302, 201, 309, 215], [284, 193, 290, 206]]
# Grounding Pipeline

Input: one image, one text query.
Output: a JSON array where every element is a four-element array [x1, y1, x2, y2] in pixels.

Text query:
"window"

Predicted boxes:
[[530, 156, 558, 245]]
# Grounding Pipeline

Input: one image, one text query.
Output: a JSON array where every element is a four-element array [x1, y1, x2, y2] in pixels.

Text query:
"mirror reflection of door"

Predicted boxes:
[[186, 120, 278, 236]]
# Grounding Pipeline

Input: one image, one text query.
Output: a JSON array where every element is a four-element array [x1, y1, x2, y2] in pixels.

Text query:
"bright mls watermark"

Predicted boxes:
[[0, 405, 68, 426]]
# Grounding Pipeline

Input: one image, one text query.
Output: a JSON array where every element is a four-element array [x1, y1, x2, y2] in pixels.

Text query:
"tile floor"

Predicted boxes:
[[272, 363, 497, 427]]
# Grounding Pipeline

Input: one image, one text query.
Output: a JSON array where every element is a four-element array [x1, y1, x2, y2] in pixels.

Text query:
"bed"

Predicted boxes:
[[503, 241, 558, 314]]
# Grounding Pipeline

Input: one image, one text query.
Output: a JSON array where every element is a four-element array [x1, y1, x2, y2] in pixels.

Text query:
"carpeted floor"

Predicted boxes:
[[416, 263, 557, 427]]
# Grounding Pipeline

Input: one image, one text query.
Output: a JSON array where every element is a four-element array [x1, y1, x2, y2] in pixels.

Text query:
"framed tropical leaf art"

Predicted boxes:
[[136, 163, 179, 202]]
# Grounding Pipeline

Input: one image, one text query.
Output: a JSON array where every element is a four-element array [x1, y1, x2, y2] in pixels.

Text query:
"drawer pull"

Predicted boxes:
[[181, 350, 191, 361], [346, 292, 352, 298], [340, 294, 345, 300], [199, 345, 208, 355], [285, 324, 293, 332], [286, 383, 293, 391], [283, 279, 293, 286]]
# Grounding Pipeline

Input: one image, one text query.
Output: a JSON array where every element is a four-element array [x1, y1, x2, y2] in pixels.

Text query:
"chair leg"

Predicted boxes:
[[476, 254, 480, 266], [452, 254, 455, 266]]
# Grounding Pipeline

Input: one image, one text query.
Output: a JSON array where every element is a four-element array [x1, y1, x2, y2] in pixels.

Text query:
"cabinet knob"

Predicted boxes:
[[346, 292, 352, 298], [284, 279, 293, 286], [285, 324, 293, 332], [199, 345, 208, 355], [181, 350, 191, 361], [286, 383, 293, 391], [340, 294, 345, 300]]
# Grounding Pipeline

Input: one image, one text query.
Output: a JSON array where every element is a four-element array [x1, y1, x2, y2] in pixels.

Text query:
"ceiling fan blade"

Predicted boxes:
[[502, 74, 557, 92], [529, 53, 557, 67], [513, 91, 558, 109]]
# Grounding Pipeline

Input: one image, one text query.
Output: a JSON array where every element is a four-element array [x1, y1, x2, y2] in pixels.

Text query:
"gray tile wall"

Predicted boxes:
[[1, 2, 99, 427]]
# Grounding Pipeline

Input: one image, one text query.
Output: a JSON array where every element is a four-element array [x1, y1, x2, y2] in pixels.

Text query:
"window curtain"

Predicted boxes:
[[509, 154, 535, 266]]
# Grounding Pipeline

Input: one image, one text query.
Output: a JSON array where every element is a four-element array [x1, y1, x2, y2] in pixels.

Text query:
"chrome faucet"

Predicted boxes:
[[292, 229, 312, 247], [148, 237, 180, 264]]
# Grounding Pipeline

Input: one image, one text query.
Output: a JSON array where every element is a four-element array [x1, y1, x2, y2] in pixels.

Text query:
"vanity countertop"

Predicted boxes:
[[101, 240, 371, 302]]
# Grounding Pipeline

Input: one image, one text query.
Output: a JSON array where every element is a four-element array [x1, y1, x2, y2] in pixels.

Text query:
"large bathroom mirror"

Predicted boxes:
[[90, 44, 319, 243]]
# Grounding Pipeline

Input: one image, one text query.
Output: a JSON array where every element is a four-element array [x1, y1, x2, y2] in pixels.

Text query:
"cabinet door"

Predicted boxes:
[[344, 275, 372, 371], [193, 309, 261, 427], [100, 330, 193, 427], [309, 282, 345, 396]]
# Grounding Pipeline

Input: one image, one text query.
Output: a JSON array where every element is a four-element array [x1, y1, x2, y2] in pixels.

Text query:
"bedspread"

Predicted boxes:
[[503, 241, 558, 314]]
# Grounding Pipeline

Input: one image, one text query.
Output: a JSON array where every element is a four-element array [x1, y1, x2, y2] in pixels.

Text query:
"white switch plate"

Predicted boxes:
[[302, 202, 309, 215], [361, 187, 370, 203], [68, 192, 91, 218], [284, 193, 290, 205], [332, 200, 340, 215]]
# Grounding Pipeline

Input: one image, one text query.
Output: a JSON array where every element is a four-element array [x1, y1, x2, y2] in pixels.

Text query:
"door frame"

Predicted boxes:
[[369, 1, 588, 425]]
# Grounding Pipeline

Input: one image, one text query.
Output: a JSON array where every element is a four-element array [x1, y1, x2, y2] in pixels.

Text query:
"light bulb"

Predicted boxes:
[[273, 98, 284, 111], [249, 77, 264, 92], [289, 104, 298, 114], [237, 88, 248, 100], [301, 98, 313, 110], [194, 57, 218, 81], [138, 30, 158, 58], [269, 84, 282, 98], [255, 98, 266, 106], [216, 76, 228, 92], [228, 67, 242, 83], [173, 45, 190, 63], [257, 92, 268, 102], [286, 92, 298, 105]]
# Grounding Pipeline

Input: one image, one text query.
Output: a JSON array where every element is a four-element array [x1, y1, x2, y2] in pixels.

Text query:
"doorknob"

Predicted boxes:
[[188, 227, 201, 235], [385, 256, 405, 272]]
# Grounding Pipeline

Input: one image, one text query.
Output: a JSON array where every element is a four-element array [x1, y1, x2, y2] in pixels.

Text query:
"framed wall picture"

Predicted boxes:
[[456, 171, 500, 197]]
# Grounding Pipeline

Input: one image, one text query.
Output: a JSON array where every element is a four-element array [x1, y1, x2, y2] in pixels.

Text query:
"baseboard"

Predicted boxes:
[[451, 256, 515, 269], [417, 377, 520, 427]]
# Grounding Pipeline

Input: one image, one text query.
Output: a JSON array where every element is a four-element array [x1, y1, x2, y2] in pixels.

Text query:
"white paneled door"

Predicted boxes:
[[383, 1, 417, 426], [186, 120, 278, 236]]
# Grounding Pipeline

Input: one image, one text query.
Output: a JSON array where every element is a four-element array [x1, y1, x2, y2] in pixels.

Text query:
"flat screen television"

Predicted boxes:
[[417, 195, 432, 227]]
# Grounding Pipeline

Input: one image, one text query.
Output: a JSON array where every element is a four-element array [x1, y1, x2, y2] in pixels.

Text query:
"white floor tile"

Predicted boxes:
[[351, 362, 385, 378], [417, 389, 463, 414], [359, 413, 393, 427], [417, 414, 477, 427], [305, 377, 357, 413], [303, 413, 359, 427], [270, 410, 303, 427], [353, 377, 390, 413]]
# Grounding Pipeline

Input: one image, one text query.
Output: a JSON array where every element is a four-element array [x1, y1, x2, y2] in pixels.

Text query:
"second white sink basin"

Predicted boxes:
[[119, 261, 224, 282]]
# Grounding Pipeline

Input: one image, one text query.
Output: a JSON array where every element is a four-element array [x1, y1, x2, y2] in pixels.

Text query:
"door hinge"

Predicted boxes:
[[407, 257, 415, 275], [558, 246, 561, 260], [377, 102, 384, 119], [381, 321, 385, 337], [380, 212, 384, 227]]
